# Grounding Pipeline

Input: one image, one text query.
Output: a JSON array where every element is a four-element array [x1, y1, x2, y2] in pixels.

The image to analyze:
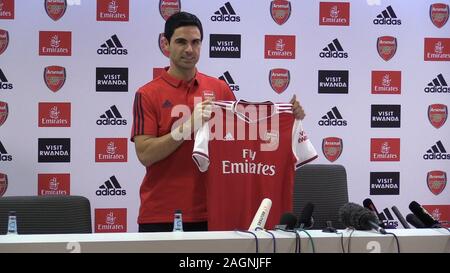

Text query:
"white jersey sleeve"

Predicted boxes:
[[292, 119, 318, 169], [192, 122, 210, 172]]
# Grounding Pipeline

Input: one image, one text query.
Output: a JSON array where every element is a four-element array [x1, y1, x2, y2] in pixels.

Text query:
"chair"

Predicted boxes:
[[0, 195, 92, 234], [293, 164, 349, 229]]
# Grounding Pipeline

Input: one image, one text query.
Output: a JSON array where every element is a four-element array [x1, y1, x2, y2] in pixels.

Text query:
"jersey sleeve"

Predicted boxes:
[[192, 122, 210, 172], [292, 120, 318, 169], [130, 89, 158, 141]]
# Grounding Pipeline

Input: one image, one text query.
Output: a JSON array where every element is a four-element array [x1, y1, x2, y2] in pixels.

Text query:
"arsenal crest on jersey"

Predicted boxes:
[[427, 170, 446, 195], [270, 0, 291, 25], [159, 0, 181, 21], [0, 101, 8, 127], [44, 65, 66, 92], [430, 3, 449, 28], [322, 137, 343, 162], [428, 103, 447, 129], [0, 29, 9, 55], [0, 173, 7, 197], [159, 33, 170, 58], [377, 36, 397, 61], [269, 68, 290, 94], [45, 0, 67, 21]]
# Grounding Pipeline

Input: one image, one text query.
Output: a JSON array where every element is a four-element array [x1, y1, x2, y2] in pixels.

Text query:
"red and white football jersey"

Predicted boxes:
[[192, 100, 318, 231]]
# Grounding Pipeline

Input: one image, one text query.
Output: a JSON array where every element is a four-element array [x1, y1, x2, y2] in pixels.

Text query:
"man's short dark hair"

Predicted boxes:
[[164, 12, 203, 43]]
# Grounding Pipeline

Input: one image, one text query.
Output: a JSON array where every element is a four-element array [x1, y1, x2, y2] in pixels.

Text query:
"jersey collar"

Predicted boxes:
[[161, 67, 200, 88]]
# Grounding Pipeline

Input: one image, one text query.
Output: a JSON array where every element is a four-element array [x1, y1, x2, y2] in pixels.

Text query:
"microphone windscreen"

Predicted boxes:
[[279, 212, 297, 230], [339, 202, 378, 230], [298, 202, 314, 228], [406, 213, 426, 228], [408, 201, 440, 228]]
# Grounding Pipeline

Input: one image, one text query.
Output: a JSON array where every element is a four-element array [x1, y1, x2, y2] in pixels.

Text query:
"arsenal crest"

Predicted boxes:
[[0, 29, 9, 55], [45, 0, 67, 21], [0, 173, 7, 197], [269, 68, 290, 94], [44, 65, 66, 92], [430, 3, 449, 28], [427, 170, 446, 195], [159, 0, 181, 21], [159, 33, 170, 58], [0, 101, 8, 127], [377, 36, 397, 61], [428, 103, 447, 129], [322, 137, 343, 162], [270, 0, 291, 25]]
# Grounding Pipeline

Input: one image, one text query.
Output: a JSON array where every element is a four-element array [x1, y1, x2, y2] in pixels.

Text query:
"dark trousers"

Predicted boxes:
[[139, 221, 208, 232]]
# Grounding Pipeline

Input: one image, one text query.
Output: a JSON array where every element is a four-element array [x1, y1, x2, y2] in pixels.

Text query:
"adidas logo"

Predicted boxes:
[[425, 74, 449, 93], [378, 208, 399, 229], [97, 34, 128, 55], [318, 106, 347, 126], [211, 2, 240, 22], [0, 69, 13, 90], [219, 71, 239, 91], [96, 175, 127, 196], [0, 141, 12, 161], [319, 39, 348, 58], [97, 105, 127, 126], [224, 132, 234, 141], [423, 140, 450, 160], [373, 5, 401, 25]]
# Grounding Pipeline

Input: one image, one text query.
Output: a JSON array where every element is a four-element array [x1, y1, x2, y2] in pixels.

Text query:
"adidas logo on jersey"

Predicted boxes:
[[97, 105, 127, 125], [424, 74, 449, 93], [0, 69, 13, 90], [211, 2, 240, 22], [423, 141, 450, 160], [373, 5, 401, 25], [224, 132, 234, 141], [96, 175, 126, 196], [0, 141, 12, 161], [97, 34, 128, 55], [318, 106, 347, 126], [319, 39, 348, 58], [219, 71, 239, 91]]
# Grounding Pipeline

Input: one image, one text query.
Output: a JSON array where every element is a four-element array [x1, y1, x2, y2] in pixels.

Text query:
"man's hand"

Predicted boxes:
[[290, 95, 305, 120]]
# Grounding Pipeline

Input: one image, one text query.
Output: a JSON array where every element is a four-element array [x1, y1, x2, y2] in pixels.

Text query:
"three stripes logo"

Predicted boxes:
[[96, 175, 126, 196], [0, 141, 12, 161], [0, 68, 13, 90], [219, 71, 239, 91], [318, 106, 347, 126], [424, 140, 450, 160], [425, 74, 449, 93], [378, 208, 399, 228], [211, 2, 240, 22], [319, 39, 348, 58], [373, 5, 401, 25], [97, 34, 128, 55], [97, 105, 127, 126]]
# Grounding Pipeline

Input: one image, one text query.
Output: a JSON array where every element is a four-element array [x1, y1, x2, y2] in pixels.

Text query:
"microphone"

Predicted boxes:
[[339, 202, 387, 234], [363, 198, 386, 228], [278, 212, 297, 230], [406, 213, 426, 228], [297, 202, 314, 229], [408, 201, 441, 228], [391, 206, 410, 229], [248, 198, 272, 230]]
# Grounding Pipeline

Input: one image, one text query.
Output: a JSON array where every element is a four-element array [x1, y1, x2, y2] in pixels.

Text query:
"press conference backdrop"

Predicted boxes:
[[0, 0, 449, 232]]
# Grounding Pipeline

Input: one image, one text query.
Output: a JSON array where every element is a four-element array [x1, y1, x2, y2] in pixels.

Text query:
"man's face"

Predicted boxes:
[[164, 26, 202, 71]]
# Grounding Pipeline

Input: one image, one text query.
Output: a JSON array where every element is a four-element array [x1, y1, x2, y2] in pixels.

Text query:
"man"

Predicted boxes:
[[131, 12, 305, 232]]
